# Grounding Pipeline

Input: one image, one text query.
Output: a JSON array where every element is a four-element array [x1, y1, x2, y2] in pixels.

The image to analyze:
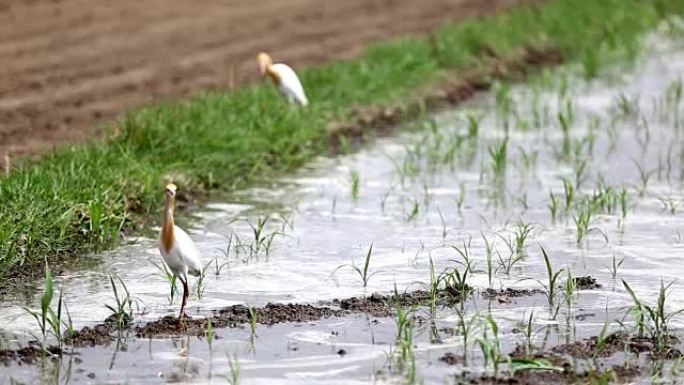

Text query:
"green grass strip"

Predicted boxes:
[[1, 0, 682, 280]]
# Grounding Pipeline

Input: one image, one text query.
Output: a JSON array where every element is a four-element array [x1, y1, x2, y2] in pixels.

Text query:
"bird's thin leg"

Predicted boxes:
[[179, 276, 189, 322]]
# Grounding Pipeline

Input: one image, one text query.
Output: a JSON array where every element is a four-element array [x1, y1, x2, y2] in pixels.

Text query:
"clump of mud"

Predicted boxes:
[[550, 332, 681, 359], [466, 364, 638, 385], [136, 303, 345, 338], [482, 288, 543, 304], [573, 276, 602, 290], [0, 344, 63, 365]]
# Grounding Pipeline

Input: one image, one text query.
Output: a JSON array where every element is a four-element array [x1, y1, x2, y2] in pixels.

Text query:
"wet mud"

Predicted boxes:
[[0, 285, 529, 364]]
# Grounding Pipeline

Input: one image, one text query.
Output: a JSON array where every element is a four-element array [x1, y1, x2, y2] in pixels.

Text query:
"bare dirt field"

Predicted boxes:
[[0, 0, 528, 161]]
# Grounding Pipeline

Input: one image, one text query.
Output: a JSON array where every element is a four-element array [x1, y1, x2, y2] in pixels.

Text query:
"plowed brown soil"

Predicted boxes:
[[0, 0, 532, 163]]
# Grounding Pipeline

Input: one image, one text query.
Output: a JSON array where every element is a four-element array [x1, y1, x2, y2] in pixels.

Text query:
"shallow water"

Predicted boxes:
[[2, 35, 684, 384]]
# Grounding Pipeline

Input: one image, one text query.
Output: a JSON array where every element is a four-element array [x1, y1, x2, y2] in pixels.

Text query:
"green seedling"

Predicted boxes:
[[212, 255, 230, 276], [394, 306, 418, 384], [538, 247, 564, 310], [633, 159, 655, 196], [478, 315, 505, 378], [519, 148, 538, 171], [562, 177, 575, 211], [23, 260, 71, 351], [206, 317, 215, 348], [105, 273, 134, 330], [455, 308, 479, 364], [513, 221, 533, 256], [564, 268, 577, 311], [456, 182, 466, 214], [614, 93, 640, 117], [196, 259, 213, 300], [427, 257, 439, 316], [619, 189, 629, 223], [643, 280, 682, 352], [622, 280, 646, 338], [437, 209, 451, 239], [350, 170, 360, 201], [510, 357, 564, 374], [621, 278, 684, 354], [607, 254, 625, 279], [332, 243, 378, 288], [488, 137, 509, 178], [483, 233, 496, 289], [593, 319, 613, 363], [246, 215, 282, 257], [406, 199, 420, 222], [497, 221, 533, 258], [440, 265, 472, 300], [657, 195, 679, 214], [248, 306, 258, 338], [573, 208, 599, 247], [227, 354, 240, 385], [151, 260, 177, 304], [548, 191, 559, 223], [573, 159, 588, 189], [496, 248, 526, 276], [517, 310, 536, 355], [466, 113, 481, 138]]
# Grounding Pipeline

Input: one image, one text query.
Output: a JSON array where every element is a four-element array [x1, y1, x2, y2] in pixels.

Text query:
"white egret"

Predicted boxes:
[[258, 52, 309, 107], [159, 183, 202, 323]]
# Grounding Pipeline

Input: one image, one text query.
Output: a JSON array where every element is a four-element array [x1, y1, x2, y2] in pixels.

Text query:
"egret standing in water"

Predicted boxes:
[[159, 183, 202, 323], [258, 52, 309, 107]]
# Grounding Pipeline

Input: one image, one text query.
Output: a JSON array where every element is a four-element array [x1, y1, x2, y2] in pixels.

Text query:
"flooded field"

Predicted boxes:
[[2, 34, 684, 384]]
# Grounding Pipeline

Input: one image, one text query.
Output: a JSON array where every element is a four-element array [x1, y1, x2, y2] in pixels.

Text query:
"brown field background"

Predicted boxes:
[[0, 0, 525, 160]]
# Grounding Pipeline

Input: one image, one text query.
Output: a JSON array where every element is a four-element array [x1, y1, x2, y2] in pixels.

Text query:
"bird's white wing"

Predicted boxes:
[[272, 63, 308, 106], [172, 225, 203, 277]]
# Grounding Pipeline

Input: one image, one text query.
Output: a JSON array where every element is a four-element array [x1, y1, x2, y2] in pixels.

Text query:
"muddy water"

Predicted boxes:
[[2, 34, 684, 384]]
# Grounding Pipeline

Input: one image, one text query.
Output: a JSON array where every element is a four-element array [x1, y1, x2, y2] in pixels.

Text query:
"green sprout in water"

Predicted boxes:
[[151, 260, 177, 304], [406, 198, 420, 222], [196, 259, 213, 300], [488, 137, 509, 179], [478, 315, 505, 378], [332, 243, 378, 288], [350, 170, 360, 201], [246, 215, 282, 257], [456, 182, 466, 214], [23, 260, 73, 352], [538, 247, 564, 312], [482, 233, 496, 289], [248, 306, 258, 338], [105, 273, 134, 330], [608, 254, 625, 280], [393, 306, 418, 384], [548, 191, 559, 223], [623, 279, 683, 354], [206, 316, 214, 349], [227, 354, 241, 385], [562, 177, 575, 212]]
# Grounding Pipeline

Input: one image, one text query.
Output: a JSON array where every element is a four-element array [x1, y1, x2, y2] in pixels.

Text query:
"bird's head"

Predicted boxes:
[[164, 183, 177, 199], [257, 52, 273, 76]]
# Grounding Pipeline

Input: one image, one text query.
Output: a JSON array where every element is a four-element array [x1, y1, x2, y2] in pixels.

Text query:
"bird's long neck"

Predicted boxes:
[[161, 196, 175, 253], [266, 64, 281, 85]]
